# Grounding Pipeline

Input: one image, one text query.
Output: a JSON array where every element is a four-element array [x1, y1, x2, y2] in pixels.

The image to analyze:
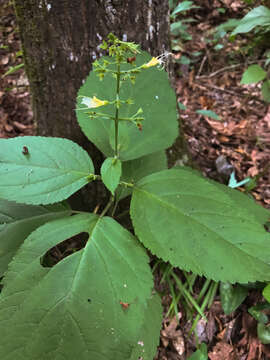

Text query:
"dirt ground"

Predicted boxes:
[[1, 0, 270, 359]]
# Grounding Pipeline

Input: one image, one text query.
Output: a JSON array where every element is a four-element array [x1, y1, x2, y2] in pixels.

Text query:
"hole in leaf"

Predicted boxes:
[[40, 232, 89, 268]]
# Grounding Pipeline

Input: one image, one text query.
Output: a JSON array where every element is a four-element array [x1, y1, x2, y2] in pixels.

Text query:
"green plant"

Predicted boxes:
[[231, 6, 270, 36], [170, 1, 199, 51], [2, 62, 24, 78], [187, 343, 208, 360], [240, 63, 270, 102], [219, 281, 270, 344], [248, 303, 270, 344], [226, 6, 270, 102], [153, 262, 215, 323], [1, 33, 270, 359], [1, 47, 24, 79]]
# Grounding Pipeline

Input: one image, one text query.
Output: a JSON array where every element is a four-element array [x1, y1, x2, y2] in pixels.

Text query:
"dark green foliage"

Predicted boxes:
[[130, 168, 270, 283], [220, 282, 248, 314]]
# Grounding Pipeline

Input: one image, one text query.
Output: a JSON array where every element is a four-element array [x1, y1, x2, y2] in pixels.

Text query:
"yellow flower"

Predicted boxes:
[[81, 96, 108, 108], [142, 52, 173, 69], [142, 57, 159, 68]]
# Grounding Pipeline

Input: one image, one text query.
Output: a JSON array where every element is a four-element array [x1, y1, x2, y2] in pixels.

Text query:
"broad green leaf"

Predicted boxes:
[[130, 167, 270, 283], [117, 151, 167, 200], [187, 343, 208, 360], [179, 55, 191, 65], [232, 6, 270, 35], [218, 8, 226, 14], [196, 109, 221, 120], [101, 157, 122, 194], [171, 1, 198, 17], [249, 304, 270, 324], [257, 323, 270, 344], [262, 80, 270, 102], [216, 19, 241, 33], [170, 21, 184, 33], [240, 65, 267, 84], [169, 0, 176, 9], [0, 136, 94, 205], [0, 199, 70, 276], [178, 101, 187, 110], [214, 44, 224, 51], [0, 214, 153, 360], [76, 52, 178, 161], [220, 282, 248, 315], [263, 284, 270, 303], [130, 293, 162, 360]]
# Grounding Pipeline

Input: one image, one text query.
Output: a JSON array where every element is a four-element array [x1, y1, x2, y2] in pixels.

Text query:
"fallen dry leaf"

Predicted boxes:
[[208, 342, 238, 360], [161, 316, 185, 356]]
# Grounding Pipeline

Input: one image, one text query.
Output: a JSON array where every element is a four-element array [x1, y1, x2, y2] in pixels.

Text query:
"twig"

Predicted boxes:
[[196, 59, 268, 79], [194, 81, 266, 104], [197, 55, 207, 77], [196, 63, 242, 79], [195, 81, 240, 96]]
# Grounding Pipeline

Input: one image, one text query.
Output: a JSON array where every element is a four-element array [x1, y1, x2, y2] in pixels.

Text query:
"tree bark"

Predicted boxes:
[[13, 0, 171, 210], [14, 0, 170, 144]]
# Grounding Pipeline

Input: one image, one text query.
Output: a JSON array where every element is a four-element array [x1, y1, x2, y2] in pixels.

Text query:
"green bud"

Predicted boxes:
[[98, 73, 105, 81], [126, 98, 134, 105], [99, 40, 108, 50], [130, 76, 136, 84]]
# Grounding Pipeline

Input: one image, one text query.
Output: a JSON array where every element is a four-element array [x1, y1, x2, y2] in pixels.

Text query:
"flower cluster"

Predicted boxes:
[[76, 35, 171, 135]]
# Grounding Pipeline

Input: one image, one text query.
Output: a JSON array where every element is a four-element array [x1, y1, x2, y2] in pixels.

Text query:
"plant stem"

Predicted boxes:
[[171, 272, 207, 320], [111, 198, 120, 217], [115, 209, 130, 220], [189, 281, 218, 336], [196, 278, 211, 304], [71, 210, 93, 215], [119, 181, 134, 188], [114, 63, 121, 158], [99, 196, 114, 218]]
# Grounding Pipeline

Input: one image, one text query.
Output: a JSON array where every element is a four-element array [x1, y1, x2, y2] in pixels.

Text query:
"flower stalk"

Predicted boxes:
[[114, 63, 121, 158]]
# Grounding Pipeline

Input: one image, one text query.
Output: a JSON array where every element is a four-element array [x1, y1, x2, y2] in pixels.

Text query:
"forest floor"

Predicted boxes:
[[1, 0, 270, 359]]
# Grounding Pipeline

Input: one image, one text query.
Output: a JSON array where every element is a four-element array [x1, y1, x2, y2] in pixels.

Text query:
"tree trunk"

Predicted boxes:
[[14, 0, 170, 144], [14, 0, 171, 210]]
